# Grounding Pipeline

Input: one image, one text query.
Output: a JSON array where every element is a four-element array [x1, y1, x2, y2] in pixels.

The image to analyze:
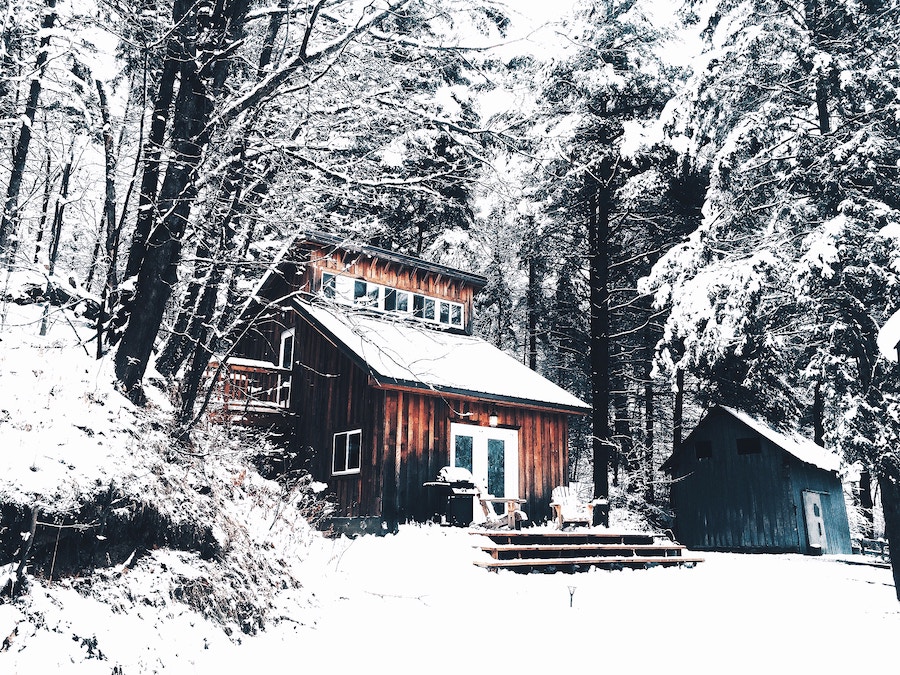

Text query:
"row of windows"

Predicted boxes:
[[694, 437, 761, 459], [321, 272, 465, 328]]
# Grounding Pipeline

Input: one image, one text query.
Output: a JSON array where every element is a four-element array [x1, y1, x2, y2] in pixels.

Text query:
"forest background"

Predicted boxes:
[[2, 0, 900, 595]]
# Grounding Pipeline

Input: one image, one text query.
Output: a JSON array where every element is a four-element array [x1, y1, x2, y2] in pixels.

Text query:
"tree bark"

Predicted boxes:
[[673, 366, 684, 454], [588, 179, 611, 522], [33, 147, 53, 264], [813, 379, 825, 446], [0, 0, 57, 255], [644, 367, 655, 502], [121, 0, 188, 283], [859, 469, 875, 539], [526, 250, 538, 371], [804, 0, 831, 135], [877, 469, 900, 601], [39, 144, 72, 336], [115, 0, 251, 399], [612, 388, 630, 489]]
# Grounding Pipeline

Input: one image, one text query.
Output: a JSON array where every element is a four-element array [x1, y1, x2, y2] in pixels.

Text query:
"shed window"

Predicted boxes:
[[317, 272, 464, 328], [333, 429, 362, 475], [736, 437, 761, 455], [454, 435, 473, 473], [695, 440, 712, 460], [354, 280, 380, 307]]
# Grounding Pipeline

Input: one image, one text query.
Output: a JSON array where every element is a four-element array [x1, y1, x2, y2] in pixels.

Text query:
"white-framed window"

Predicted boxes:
[[277, 329, 294, 406], [354, 279, 381, 307], [319, 272, 464, 327], [279, 328, 295, 370], [332, 429, 362, 475], [322, 272, 336, 299]]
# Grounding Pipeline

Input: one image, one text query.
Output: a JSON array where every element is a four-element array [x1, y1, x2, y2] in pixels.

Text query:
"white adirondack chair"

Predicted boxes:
[[550, 483, 606, 529]]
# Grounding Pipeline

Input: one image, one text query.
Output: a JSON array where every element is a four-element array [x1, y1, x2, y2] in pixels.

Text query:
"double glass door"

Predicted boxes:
[[449, 422, 519, 498]]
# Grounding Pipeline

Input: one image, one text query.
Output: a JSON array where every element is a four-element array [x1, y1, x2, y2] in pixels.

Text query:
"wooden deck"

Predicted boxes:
[[473, 530, 704, 573], [205, 359, 293, 422]]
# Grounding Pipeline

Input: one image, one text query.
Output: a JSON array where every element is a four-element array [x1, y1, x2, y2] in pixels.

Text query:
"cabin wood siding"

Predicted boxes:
[[296, 242, 479, 333], [284, 314, 569, 523], [289, 316, 379, 517], [669, 409, 851, 554]]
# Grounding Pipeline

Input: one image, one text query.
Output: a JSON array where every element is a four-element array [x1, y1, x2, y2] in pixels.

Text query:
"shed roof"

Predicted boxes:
[[294, 299, 591, 414], [664, 405, 842, 473]]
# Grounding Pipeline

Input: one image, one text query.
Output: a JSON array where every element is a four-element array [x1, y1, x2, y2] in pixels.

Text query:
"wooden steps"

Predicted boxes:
[[472, 530, 704, 573]]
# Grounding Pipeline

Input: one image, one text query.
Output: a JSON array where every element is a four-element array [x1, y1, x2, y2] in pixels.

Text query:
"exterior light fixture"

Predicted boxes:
[[489, 407, 499, 428]]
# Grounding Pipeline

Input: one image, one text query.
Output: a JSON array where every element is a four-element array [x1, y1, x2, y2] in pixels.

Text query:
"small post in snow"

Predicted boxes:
[[568, 585, 576, 608]]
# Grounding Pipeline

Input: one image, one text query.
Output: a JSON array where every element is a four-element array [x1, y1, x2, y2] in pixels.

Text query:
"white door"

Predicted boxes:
[[449, 423, 519, 498], [802, 490, 828, 553]]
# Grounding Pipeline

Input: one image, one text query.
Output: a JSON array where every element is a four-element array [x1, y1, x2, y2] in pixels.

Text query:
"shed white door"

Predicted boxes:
[[802, 490, 828, 553], [449, 423, 519, 498]]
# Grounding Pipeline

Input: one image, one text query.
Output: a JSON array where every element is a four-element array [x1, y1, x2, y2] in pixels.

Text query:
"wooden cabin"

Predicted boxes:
[[213, 231, 590, 530], [662, 406, 852, 554]]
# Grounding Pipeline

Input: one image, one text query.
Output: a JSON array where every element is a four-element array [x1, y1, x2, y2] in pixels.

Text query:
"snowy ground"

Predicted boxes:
[[2, 287, 899, 674], [2, 524, 898, 674]]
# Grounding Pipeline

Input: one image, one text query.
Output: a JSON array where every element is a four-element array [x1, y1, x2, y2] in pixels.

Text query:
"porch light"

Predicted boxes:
[[489, 407, 499, 428]]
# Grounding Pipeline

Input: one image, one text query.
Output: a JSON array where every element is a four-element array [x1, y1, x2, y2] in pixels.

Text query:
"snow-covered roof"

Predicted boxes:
[[294, 300, 590, 413], [713, 406, 841, 472]]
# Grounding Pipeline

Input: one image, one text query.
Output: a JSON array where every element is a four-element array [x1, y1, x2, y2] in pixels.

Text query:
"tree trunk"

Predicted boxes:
[[877, 469, 900, 601], [588, 180, 611, 522], [39, 145, 72, 336], [115, 0, 251, 399], [859, 469, 875, 539], [612, 388, 630, 489], [813, 379, 825, 446], [121, 0, 188, 283], [33, 147, 52, 264], [644, 368, 655, 502], [804, 0, 831, 135], [0, 0, 57, 255], [153, 247, 208, 378], [526, 252, 538, 371]]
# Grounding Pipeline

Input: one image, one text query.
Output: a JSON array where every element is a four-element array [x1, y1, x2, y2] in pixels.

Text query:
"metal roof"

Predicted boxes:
[[663, 405, 842, 473], [294, 299, 591, 414]]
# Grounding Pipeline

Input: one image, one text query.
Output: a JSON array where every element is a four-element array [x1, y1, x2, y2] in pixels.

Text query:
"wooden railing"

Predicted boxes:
[[207, 359, 291, 415]]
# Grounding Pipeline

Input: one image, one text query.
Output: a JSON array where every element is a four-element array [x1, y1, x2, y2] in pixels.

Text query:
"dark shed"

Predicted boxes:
[[663, 406, 852, 554]]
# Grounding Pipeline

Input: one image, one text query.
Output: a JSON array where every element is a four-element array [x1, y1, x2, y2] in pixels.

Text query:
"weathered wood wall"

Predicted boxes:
[[288, 315, 569, 523], [381, 394, 569, 524], [289, 314, 380, 518], [298, 242, 479, 333], [670, 410, 851, 553]]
